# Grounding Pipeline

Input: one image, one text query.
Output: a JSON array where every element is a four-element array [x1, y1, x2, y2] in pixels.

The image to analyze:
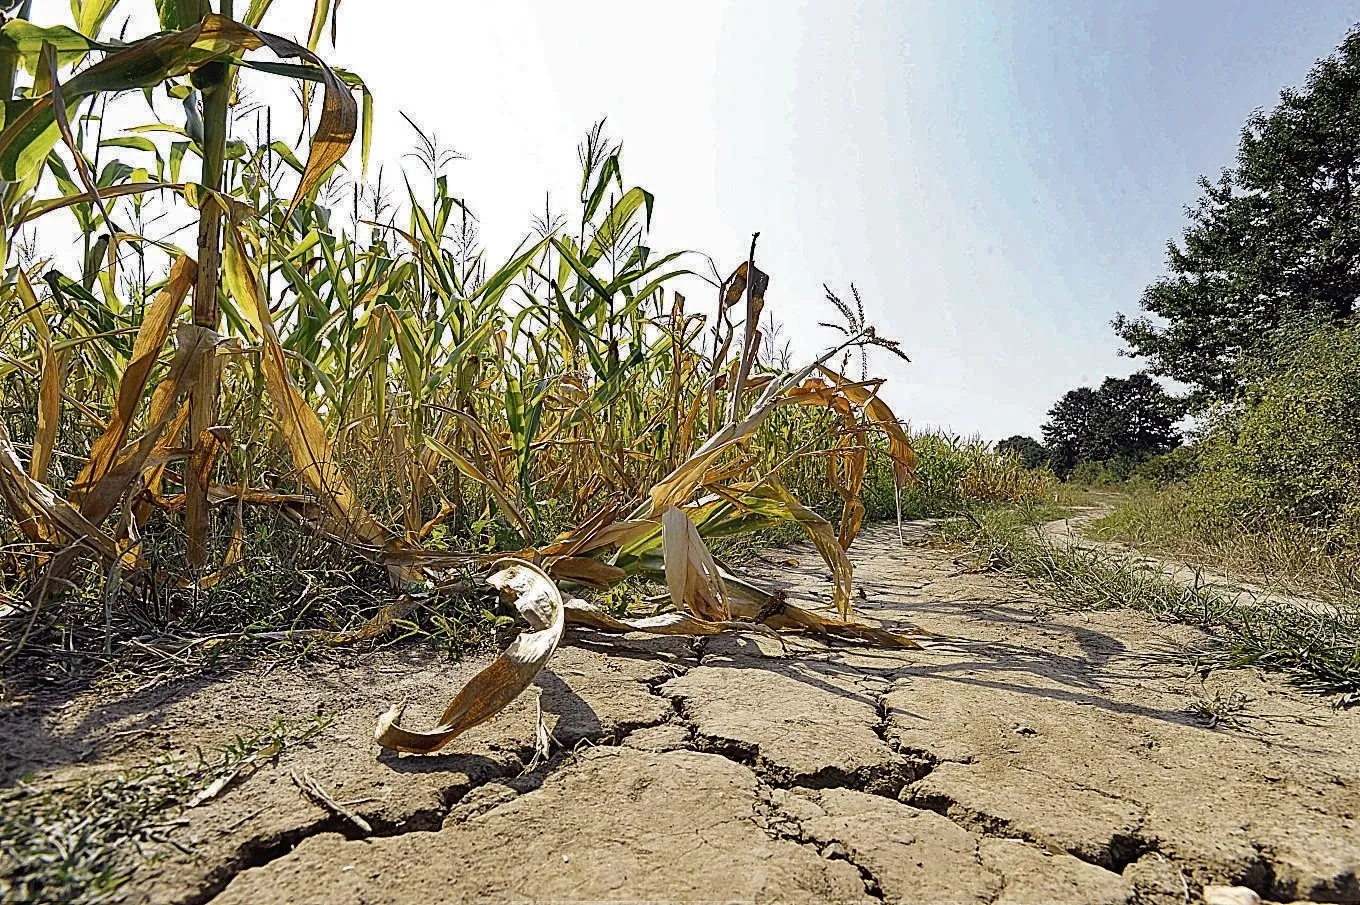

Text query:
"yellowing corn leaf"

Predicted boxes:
[[224, 226, 395, 560], [828, 431, 869, 549], [542, 516, 654, 559], [818, 366, 917, 481], [375, 559, 565, 754], [29, 345, 65, 487], [70, 255, 195, 523], [423, 434, 532, 542], [97, 324, 214, 528], [16, 270, 61, 485], [662, 506, 729, 621], [0, 421, 127, 565], [643, 331, 872, 517], [768, 480, 854, 619]]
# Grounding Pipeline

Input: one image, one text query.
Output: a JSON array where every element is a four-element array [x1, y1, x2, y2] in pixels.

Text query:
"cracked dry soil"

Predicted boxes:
[[4, 524, 1359, 905]]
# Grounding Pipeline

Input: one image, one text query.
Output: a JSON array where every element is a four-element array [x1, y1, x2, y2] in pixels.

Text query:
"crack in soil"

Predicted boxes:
[[189, 646, 712, 904], [188, 759, 520, 905], [905, 781, 1157, 875], [750, 783, 887, 903]]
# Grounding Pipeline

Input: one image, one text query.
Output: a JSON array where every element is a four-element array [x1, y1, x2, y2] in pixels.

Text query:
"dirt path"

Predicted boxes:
[[4, 523, 1359, 904], [1039, 505, 1342, 615]]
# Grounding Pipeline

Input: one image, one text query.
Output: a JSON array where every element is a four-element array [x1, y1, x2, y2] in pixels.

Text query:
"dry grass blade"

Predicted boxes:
[[290, 769, 372, 835], [374, 559, 565, 754], [29, 345, 65, 485]]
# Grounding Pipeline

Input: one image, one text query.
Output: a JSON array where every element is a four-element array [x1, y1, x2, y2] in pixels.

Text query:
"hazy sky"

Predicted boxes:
[[110, 2, 1360, 438]]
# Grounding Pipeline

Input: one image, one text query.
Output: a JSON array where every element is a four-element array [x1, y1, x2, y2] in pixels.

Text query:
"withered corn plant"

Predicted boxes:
[[0, 0, 949, 749]]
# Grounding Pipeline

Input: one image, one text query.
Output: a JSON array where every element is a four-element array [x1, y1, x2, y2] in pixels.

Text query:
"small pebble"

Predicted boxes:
[[1202, 886, 1261, 905]]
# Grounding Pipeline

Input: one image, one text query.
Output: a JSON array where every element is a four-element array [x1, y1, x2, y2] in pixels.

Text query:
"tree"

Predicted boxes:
[[1041, 374, 1182, 476], [1115, 25, 1360, 405], [997, 435, 1048, 470]]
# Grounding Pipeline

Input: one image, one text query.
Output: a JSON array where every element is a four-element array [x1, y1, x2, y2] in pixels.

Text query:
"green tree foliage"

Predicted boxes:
[[1192, 324, 1360, 540], [1041, 373, 1182, 476], [1115, 25, 1360, 404], [997, 435, 1049, 470]]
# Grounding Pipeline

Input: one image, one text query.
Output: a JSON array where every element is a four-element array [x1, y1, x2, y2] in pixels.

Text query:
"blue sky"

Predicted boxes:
[[76, 1, 1360, 440], [695, 0, 1358, 439]]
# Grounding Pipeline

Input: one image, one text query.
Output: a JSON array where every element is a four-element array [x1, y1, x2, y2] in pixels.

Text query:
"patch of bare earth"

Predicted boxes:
[[3, 523, 1358, 904]]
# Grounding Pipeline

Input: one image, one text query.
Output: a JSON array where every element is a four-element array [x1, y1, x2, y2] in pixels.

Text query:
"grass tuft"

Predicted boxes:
[[0, 717, 328, 905], [949, 507, 1360, 702]]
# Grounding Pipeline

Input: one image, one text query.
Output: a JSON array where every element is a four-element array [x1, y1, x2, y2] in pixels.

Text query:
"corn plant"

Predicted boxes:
[[0, 0, 1051, 745]]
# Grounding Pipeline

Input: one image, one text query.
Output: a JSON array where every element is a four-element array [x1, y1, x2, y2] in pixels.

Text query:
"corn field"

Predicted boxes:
[[0, 1, 1052, 747]]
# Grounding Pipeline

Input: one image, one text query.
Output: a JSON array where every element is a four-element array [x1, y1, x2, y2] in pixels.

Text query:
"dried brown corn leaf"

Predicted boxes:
[[548, 556, 627, 588], [662, 506, 730, 621], [563, 597, 779, 641], [71, 255, 196, 523], [817, 365, 917, 481], [0, 421, 127, 565], [722, 570, 930, 650], [374, 559, 564, 754]]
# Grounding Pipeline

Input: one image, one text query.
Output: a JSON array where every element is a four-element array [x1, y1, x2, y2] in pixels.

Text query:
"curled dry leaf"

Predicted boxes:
[[817, 365, 917, 481], [374, 559, 565, 754]]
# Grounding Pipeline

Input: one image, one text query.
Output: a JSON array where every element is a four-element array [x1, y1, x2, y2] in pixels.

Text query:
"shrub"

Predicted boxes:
[[1190, 323, 1360, 545], [1068, 456, 1140, 486], [996, 435, 1048, 470], [1131, 446, 1198, 487]]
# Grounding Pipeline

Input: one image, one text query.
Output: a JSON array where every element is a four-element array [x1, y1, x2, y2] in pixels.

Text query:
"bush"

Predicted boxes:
[[996, 435, 1049, 470], [1190, 323, 1360, 545], [1131, 447, 1199, 487], [1068, 456, 1140, 486]]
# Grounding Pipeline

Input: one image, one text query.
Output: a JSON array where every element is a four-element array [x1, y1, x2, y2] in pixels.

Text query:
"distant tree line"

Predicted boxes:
[[997, 373, 1182, 479]]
